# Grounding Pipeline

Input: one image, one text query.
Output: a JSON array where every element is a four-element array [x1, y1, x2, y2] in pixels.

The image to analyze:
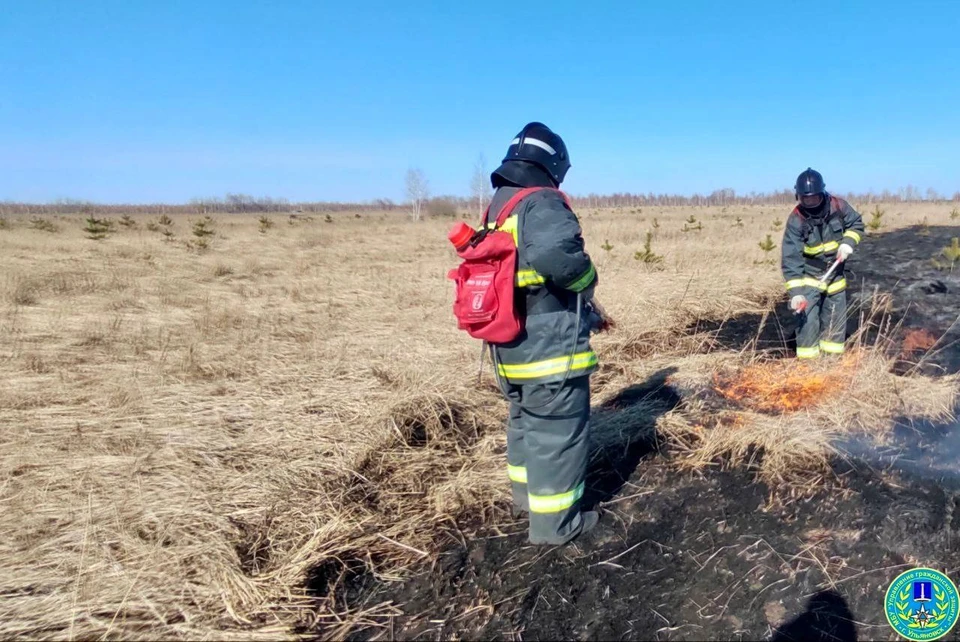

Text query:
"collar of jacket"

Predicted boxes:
[[491, 160, 557, 189]]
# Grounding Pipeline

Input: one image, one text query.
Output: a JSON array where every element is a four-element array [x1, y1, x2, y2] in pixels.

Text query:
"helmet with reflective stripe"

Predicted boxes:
[[502, 122, 571, 185]]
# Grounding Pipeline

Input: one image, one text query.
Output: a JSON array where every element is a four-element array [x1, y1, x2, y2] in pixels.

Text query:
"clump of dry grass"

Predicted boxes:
[[30, 217, 59, 233], [225, 386, 510, 638], [5, 276, 41, 306]]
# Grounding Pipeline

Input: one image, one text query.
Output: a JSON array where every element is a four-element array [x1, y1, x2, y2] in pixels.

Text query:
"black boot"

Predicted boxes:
[[558, 510, 600, 545]]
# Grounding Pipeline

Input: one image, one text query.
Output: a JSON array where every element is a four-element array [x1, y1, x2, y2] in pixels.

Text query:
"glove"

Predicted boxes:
[[790, 295, 807, 312], [587, 301, 615, 333], [838, 244, 854, 262], [586, 306, 604, 333]]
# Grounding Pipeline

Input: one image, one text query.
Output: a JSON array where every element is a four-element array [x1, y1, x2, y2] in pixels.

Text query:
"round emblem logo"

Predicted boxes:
[[885, 568, 959, 640]]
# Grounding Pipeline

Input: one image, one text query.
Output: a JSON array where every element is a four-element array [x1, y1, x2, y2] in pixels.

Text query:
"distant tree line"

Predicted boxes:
[[568, 186, 960, 208], [0, 194, 404, 216], [2, 186, 958, 216]]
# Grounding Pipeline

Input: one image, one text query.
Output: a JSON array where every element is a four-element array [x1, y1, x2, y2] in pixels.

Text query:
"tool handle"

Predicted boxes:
[[819, 257, 843, 284]]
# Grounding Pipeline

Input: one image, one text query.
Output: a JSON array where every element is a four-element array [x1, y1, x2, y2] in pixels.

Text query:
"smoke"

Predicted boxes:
[[837, 418, 960, 483]]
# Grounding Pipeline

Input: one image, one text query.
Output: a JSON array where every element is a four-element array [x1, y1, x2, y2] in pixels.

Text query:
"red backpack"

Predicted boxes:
[[447, 187, 547, 344]]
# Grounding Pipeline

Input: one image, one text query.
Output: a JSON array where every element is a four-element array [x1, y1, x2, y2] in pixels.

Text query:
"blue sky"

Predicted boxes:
[[1, 0, 958, 203]]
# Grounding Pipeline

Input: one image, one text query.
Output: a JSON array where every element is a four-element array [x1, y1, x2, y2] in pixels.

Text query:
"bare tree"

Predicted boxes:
[[926, 187, 941, 202], [470, 153, 492, 216], [405, 168, 429, 221], [900, 184, 921, 201]]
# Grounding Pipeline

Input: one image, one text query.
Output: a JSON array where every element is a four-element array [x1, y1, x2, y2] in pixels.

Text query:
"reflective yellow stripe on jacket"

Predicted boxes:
[[483, 215, 548, 288], [784, 277, 847, 294], [824, 278, 847, 294], [803, 241, 840, 256], [483, 214, 519, 244], [497, 351, 598, 380], [785, 278, 807, 292], [516, 269, 546, 287]]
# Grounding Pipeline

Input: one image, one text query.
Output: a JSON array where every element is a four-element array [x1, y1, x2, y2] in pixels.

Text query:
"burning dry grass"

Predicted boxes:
[[713, 356, 859, 413], [0, 203, 957, 639], [902, 327, 938, 353], [659, 350, 958, 485]]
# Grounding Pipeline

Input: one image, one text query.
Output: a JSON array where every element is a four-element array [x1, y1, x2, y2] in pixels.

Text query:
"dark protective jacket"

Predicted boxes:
[[781, 194, 865, 298], [483, 186, 599, 385]]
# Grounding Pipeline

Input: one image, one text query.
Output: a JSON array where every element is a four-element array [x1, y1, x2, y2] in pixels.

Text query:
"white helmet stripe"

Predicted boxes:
[[510, 137, 556, 155]]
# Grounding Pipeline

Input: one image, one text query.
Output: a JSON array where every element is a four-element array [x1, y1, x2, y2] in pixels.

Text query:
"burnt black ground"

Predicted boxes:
[[322, 225, 960, 641], [851, 224, 960, 375], [357, 463, 960, 641]]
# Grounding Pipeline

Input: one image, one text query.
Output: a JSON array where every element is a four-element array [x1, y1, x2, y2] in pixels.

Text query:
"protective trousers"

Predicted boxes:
[[504, 377, 591, 545], [796, 290, 847, 358]]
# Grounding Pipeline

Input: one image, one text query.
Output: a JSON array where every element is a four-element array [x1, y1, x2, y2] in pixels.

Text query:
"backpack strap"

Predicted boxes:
[[493, 187, 570, 228]]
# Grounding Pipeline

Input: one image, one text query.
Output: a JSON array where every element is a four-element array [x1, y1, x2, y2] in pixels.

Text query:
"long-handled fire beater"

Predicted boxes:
[[794, 256, 843, 314]]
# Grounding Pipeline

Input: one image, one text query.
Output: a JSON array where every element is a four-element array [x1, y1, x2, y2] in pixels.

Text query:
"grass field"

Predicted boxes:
[[1, 202, 957, 639]]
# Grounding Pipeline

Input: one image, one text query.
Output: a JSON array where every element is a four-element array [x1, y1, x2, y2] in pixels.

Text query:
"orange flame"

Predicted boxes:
[[713, 357, 857, 413], [902, 328, 937, 353]]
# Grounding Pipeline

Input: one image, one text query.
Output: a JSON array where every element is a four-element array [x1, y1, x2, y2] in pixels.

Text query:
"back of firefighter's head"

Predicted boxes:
[[795, 168, 826, 211], [491, 122, 570, 188]]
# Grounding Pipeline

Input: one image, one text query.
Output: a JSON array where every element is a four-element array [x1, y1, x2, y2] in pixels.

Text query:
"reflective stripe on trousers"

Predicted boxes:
[[820, 340, 845, 354], [508, 464, 527, 484], [529, 482, 585, 513], [796, 290, 847, 359], [504, 377, 591, 544]]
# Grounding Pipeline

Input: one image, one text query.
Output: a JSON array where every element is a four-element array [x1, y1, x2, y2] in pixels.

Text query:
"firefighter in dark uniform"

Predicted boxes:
[[487, 122, 606, 545], [782, 168, 865, 358]]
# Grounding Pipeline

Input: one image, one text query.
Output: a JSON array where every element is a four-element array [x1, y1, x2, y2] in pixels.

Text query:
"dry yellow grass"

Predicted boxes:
[[0, 202, 955, 639]]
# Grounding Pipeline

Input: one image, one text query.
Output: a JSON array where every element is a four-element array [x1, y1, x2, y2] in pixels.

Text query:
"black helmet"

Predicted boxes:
[[795, 168, 825, 198], [794, 168, 826, 210], [501, 122, 571, 185]]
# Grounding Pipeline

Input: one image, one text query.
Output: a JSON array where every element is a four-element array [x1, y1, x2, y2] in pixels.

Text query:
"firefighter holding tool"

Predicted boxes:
[[448, 122, 612, 545], [782, 168, 865, 359]]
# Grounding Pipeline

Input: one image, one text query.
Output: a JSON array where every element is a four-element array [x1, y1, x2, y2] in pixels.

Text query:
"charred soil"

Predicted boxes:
[[350, 463, 960, 641]]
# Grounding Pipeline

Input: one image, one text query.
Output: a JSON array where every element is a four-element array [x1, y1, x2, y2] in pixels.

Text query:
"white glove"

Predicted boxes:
[[838, 244, 854, 262], [790, 295, 807, 311]]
